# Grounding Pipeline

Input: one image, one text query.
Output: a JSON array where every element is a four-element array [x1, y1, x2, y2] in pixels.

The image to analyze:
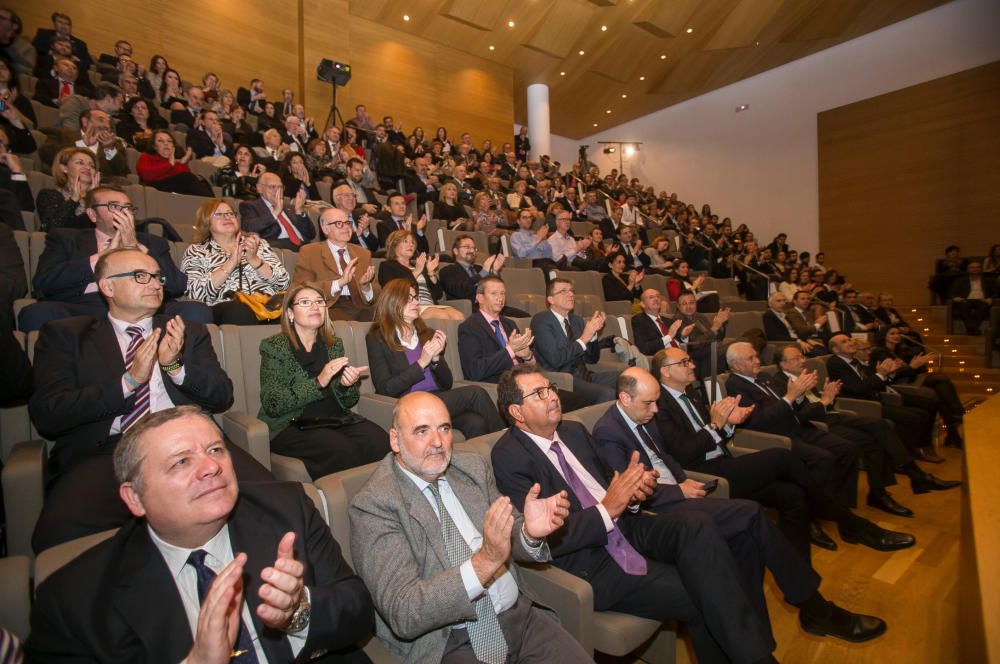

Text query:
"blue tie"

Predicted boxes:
[[187, 550, 260, 663], [490, 320, 506, 348]]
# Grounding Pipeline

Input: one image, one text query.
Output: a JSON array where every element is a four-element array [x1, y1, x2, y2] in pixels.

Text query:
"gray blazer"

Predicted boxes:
[[349, 451, 550, 664]]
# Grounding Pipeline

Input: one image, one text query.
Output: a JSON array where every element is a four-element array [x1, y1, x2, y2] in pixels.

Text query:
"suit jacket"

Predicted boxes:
[[374, 212, 429, 254], [948, 274, 998, 300], [28, 314, 233, 474], [439, 262, 482, 302], [349, 451, 547, 663], [601, 274, 639, 303], [32, 227, 185, 303], [32, 28, 93, 70], [672, 312, 725, 349], [28, 481, 374, 663], [377, 260, 443, 304], [238, 197, 316, 247], [186, 127, 233, 159], [825, 355, 885, 401], [724, 372, 810, 439], [762, 309, 798, 342], [531, 310, 599, 376], [237, 86, 266, 115], [591, 404, 686, 506], [39, 128, 131, 177], [365, 331, 453, 398], [457, 312, 519, 383], [770, 370, 832, 423], [293, 241, 375, 309], [784, 307, 816, 340], [169, 106, 199, 129], [0, 220, 27, 300], [33, 76, 94, 108], [654, 385, 732, 468], [822, 306, 855, 337], [630, 312, 674, 356]]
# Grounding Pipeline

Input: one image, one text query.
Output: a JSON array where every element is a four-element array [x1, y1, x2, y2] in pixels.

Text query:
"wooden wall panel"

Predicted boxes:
[[818, 61, 1000, 304], [20, 2, 513, 144]]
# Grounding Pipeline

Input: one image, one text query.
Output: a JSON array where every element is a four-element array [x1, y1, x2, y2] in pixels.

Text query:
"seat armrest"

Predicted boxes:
[[2, 440, 47, 558], [835, 397, 882, 419], [221, 411, 271, 470], [879, 392, 903, 407], [733, 429, 792, 450], [516, 563, 594, 656], [0, 555, 31, 639], [357, 394, 398, 431], [686, 470, 730, 499], [810, 420, 829, 432], [729, 445, 759, 457]]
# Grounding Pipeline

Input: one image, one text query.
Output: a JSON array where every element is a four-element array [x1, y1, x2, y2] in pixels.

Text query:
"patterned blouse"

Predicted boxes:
[[181, 237, 290, 305]]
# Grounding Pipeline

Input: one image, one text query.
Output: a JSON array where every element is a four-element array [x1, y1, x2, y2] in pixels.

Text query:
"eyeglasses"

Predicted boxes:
[[457, 244, 477, 251], [293, 298, 326, 308], [407, 293, 418, 303], [662, 358, 694, 368], [93, 202, 139, 214], [104, 270, 165, 285], [211, 211, 237, 218], [551, 288, 575, 296], [322, 220, 350, 228], [520, 383, 559, 403]]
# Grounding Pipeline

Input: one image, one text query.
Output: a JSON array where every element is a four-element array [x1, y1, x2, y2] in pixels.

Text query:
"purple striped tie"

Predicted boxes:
[[549, 441, 647, 575], [120, 326, 150, 431]]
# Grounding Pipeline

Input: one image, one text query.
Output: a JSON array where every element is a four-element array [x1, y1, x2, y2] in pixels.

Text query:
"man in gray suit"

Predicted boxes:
[[349, 392, 591, 664]]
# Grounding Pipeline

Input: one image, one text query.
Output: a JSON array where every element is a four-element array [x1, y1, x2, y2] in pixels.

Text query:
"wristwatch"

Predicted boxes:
[[286, 590, 311, 634]]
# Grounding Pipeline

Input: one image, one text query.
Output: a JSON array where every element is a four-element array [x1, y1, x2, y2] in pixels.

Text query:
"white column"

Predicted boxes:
[[526, 83, 551, 161]]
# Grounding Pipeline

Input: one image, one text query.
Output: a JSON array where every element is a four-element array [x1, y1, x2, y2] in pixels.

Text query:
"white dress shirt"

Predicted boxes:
[[326, 240, 375, 301], [614, 404, 678, 484], [549, 310, 588, 350]]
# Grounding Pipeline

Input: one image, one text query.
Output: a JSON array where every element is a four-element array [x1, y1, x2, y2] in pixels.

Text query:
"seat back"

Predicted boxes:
[[219, 323, 281, 415], [724, 311, 763, 340], [424, 318, 464, 381], [34, 529, 119, 590], [562, 403, 615, 433], [704, 372, 730, 402], [438, 228, 487, 254], [145, 189, 206, 243], [805, 355, 830, 383], [313, 461, 381, 568]]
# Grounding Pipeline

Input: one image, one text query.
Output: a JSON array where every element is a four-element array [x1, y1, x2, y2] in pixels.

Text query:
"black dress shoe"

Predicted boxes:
[[800, 602, 887, 643], [809, 521, 838, 551], [866, 492, 914, 517], [840, 523, 916, 551], [912, 474, 962, 494]]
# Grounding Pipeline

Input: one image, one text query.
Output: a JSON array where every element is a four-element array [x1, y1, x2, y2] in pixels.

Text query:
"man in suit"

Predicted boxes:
[[293, 206, 377, 322], [344, 157, 381, 214], [786, 291, 829, 341], [169, 85, 206, 129], [375, 190, 429, 253], [670, 291, 730, 378], [590, 368, 888, 643], [349, 392, 590, 663], [186, 109, 233, 161], [239, 172, 316, 251], [331, 183, 380, 252], [0, 129, 34, 227], [776, 345, 958, 508], [457, 276, 536, 382], [39, 108, 130, 178], [841, 289, 878, 336], [27, 406, 374, 662], [439, 234, 529, 318], [237, 78, 267, 115], [531, 278, 621, 403], [631, 288, 691, 357], [282, 114, 309, 154], [763, 293, 826, 356], [615, 226, 652, 272], [947, 260, 996, 335], [32, 12, 93, 71], [18, 185, 210, 332], [57, 81, 123, 131], [33, 56, 92, 107], [874, 292, 921, 342], [492, 364, 782, 663], [27, 247, 262, 552], [826, 334, 942, 463]]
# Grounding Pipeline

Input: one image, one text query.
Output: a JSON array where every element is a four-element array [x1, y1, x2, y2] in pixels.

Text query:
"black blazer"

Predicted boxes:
[[27, 481, 374, 663], [28, 314, 234, 475], [947, 274, 998, 300], [32, 29, 93, 70], [654, 385, 732, 468], [724, 372, 808, 439], [0, 221, 27, 299], [32, 228, 186, 303], [591, 404, 686, 506], [237, 198, 316, 247], [762, 309, 798, 342], [630, 313, 673, 356], [236, 86, 266, 115], [169, 106, 199, 129], [365, 331, 453, 398], [457, 312, 518, 383], [530, 310, 599, 375], [32, 75, 94, 107], [602, 273, 640, 302], [185, 127, 233, 159], [769, 370, 832, 423], [439, 262, 481, 302], [374, 212, 429, 254], [377, 259, 443, 304], [825, 355, 884, 401]]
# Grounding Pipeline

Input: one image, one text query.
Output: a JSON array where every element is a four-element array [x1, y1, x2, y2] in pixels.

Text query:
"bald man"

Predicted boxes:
[[238, 172, 315, 251]]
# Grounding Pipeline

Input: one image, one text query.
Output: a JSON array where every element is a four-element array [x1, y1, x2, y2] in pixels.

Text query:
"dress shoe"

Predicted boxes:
[[912, 474, 962, 494], [866, 492, 914, 517], [799, 601, 887, 643], [809, 521, 838, 551], [840, 523, 916, 551], [914, 447, 945, 464]]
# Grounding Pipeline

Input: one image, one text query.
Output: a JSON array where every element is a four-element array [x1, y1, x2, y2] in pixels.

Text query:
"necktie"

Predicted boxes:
[[120, 326, 151, 431], [490, 320, 506, 348], [336, 249, 351, 296], [187, 550, 260, 663], [563, 317, 592, 381], [849, 359, 865, 378], [680, 394, 731, 458], [548, 442, 646, 575], [425, 483, 508, 664], [654, 318, 680, 347], [754, 376, 783, 401], [635, 425, 677, 484], [59, 80, 72, 99], [274, 209, 302, 246]]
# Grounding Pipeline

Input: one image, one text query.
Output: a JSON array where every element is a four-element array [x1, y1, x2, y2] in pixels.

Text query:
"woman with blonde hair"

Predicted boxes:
[[258, 282, 389, 478], [432, 181, 468, 229], [378, 229, 464, 321], [181, 198, 288, 324], [366, 278, 504, 438], [35, 146, 98, 231]]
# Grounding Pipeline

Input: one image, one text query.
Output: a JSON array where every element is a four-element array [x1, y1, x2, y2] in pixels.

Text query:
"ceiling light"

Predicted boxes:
[[660, 54, 667, 60], [601, 25, 608, 31], [402, 14, 410, 21], [489, 45, 495, 51], [736, 104, 749, 112], [621, 94, 627, 98], [560, 71, 566, 76], [605, 109, 612, 114], [624, 145, 636, 156], [639, 75, 645, 81], [508, 20, 515, 28], [593, 123, 598, 127], [579, 50, 585, 55], [755, 41, 760, 46], [686, 28, 693, 34]]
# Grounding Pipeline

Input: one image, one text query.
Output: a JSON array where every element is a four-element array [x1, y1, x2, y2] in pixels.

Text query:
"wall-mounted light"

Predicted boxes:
[[736, 104, 749, 112]]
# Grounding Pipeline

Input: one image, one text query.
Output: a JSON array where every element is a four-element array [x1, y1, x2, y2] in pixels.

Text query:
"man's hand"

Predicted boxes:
[[509, 328, 534, 359], [294, 187, 307, 215], [339, 257, 358, 286], [522, 484, 570, 540], [128, 329, 162, 385], [535, 224, 549, 241], [0, 151, 23, 175], [814, 312, 828, 327], [358, 264, 375, 286], [601, 452, 653, 518], [711, 308, 731, 330], [187, 553, 246, 664], [679, 479, 706, 499], [680, 323, 695, 338], [256, 532, 306, 631], [472, 496, 514, 584], [820, 379, 841, 405], [728, 402, 754, 425], [157, 316, 185, 367], [667, 318, 683, 340], [786, 370, 818, 400], [708, 397, 735, 429], [111, 207, 139, 249]]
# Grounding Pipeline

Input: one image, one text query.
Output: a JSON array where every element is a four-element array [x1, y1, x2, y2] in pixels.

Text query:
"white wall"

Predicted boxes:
[[546, 0, 1000, 253]]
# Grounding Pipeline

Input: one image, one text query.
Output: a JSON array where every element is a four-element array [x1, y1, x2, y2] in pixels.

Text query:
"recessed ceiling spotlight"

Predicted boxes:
[[621, 94, 627, 98], [686, 27, 693, 33], [601, 25, 608, 31], [755, 41, 760, 46], [660, 54, 666, 60], [605, 109, 612, 114], [736, 104, 749, 112], [593, 123, 599, 127], [639, 75, 645, 81], [489, 45, 495, 51], [403, 14, 410, 21], [579, 50, 585, 55], [560, 71, 566, 76], [508, 20, 515, 28]]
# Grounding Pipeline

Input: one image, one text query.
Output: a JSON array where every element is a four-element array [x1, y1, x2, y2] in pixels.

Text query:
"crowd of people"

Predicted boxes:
[[0, 9, 990, 663]]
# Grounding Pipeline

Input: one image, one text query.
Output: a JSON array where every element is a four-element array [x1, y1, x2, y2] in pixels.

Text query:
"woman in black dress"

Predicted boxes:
[[602, 251, 643, 303], [378, 229, 464, 321]]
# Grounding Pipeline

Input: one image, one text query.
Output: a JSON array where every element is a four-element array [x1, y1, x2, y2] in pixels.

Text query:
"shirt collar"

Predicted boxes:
[[395, 459, 448, 495], [519, 427, 562, 454], [479, 310, 501, 326], [734, 371, 757, 383], [148, 523, 230, 583], [663, 384, 685, 399], [107, 313, 153, 337], [614, 403, 643, 434]]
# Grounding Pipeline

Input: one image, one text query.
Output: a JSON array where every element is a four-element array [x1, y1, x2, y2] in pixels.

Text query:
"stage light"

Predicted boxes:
[[603, 146, 616, 154], [624, 144, 636, 156]]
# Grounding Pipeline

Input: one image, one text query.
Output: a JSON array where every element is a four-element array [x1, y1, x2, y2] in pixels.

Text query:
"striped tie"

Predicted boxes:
[[120, 326, 151, 431]]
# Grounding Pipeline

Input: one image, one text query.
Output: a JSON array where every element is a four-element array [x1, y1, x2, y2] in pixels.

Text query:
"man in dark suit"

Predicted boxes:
[[344, 157, 381, 214], [402, 155, 440, 206], [27, 406, 374, 662], [947, 260, 996, 335], [670, 291, 730, 378], [27, 247, 266, 552], [33, 56, 92, 107], [237, 79, 267, 115], [186, 109, 233, 160], [18, 185, 210, 332], [531, 278, 621, 403], [349, 392, 588, 663], [457, 275, 536, 384], [239, 172, 316, 251], [763, 293, 826, 356], [590, 368, 888, 643], [32, 12, 92, 71], [786, 291, 829, 341], [375, 191, 429, 253], [331, 183, 379, 252], [38, 108, 131, 178], [169, 86, 206, 129], [841, 290, 878, 336], [0, 131, 34, 228], [826, 334, 942, 463], [439, 234, 528, 317], [631, 288, 690, 357]]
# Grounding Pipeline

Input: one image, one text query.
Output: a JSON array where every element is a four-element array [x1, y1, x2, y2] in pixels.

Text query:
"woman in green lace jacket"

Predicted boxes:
[[258, 283, 389, 478]]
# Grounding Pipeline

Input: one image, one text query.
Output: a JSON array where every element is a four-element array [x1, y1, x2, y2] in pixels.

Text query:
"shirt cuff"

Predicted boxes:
[[661, 335, 671, 347], [286, 587, 311, 656], [167, 366, 186, 384], [10, 173, 26, 181], [360, 283, 375, 301], [595, 503, 614, 532], [575, 339, 587, 351], [704, 425, 722, 443], [460, 559, 486, 602]]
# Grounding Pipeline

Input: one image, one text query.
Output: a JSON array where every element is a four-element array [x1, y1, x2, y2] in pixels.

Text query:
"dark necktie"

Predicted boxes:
[[425, 483, 508, 664], [187, 550, 260, 663], [563, 317, 592, 381], [120, 326, 150, 431], [679, 394, 732, 457], [548, 442, 646, 575], [634, 424, 678, 482], [754, 376, 783, 401], [490, 320, 506, 348]]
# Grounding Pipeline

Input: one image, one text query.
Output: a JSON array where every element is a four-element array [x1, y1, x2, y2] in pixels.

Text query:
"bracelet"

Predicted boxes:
[[521, 523, 543, 547], [123, 371, 141, 390], [160, 360, 183, 374]]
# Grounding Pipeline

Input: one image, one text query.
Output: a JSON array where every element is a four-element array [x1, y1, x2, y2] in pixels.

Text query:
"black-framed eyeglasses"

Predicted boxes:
[[662, 358, 694, 368], [104, 270, 165, 285], [92, 202, 139, 214], [322, 220, 351, 228], [520, 383, 559, 403]]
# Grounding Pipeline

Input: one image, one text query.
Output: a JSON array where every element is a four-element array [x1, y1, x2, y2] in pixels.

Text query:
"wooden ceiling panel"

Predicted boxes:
[[521, 0, 598, 59], [704, 0, 785, 51], [779, 0, 874, 43], [587, 29, 657, 83], [440, 0, 508, 31], [632, 0, 701, 38]]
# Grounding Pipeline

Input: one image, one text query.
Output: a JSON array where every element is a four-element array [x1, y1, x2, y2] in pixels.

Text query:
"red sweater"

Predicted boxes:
[[137, 153, 192, 183]]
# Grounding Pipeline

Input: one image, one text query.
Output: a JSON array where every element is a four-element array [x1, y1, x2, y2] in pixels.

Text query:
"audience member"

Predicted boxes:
[[57, 81, 123, 131], [237, 78, 267, 114], [0, 127, 32, 228], [115, 97, 166, 150], [670, 291, 730, 378], [331, 183, 379, 251], [0, 54, 36, 136], [137, 130, 213, 196], [439, 234, 528, 317], [279, 152, 320, 200], [239, 171, 315, 251], [40, 108, 130, 179], [375, 191, 429, 252], [948, 260, 995, 335], [186, 109, 232, 163], [601, 252, 643, 303], [33, 56, 90, 107], [509, 208, 555, 265], [763, 292, 827, 357], [378, 229, 463, 321], [546, 210, 591, 269], [32, 12, 92, 71], [34, 146, 97, 232]]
